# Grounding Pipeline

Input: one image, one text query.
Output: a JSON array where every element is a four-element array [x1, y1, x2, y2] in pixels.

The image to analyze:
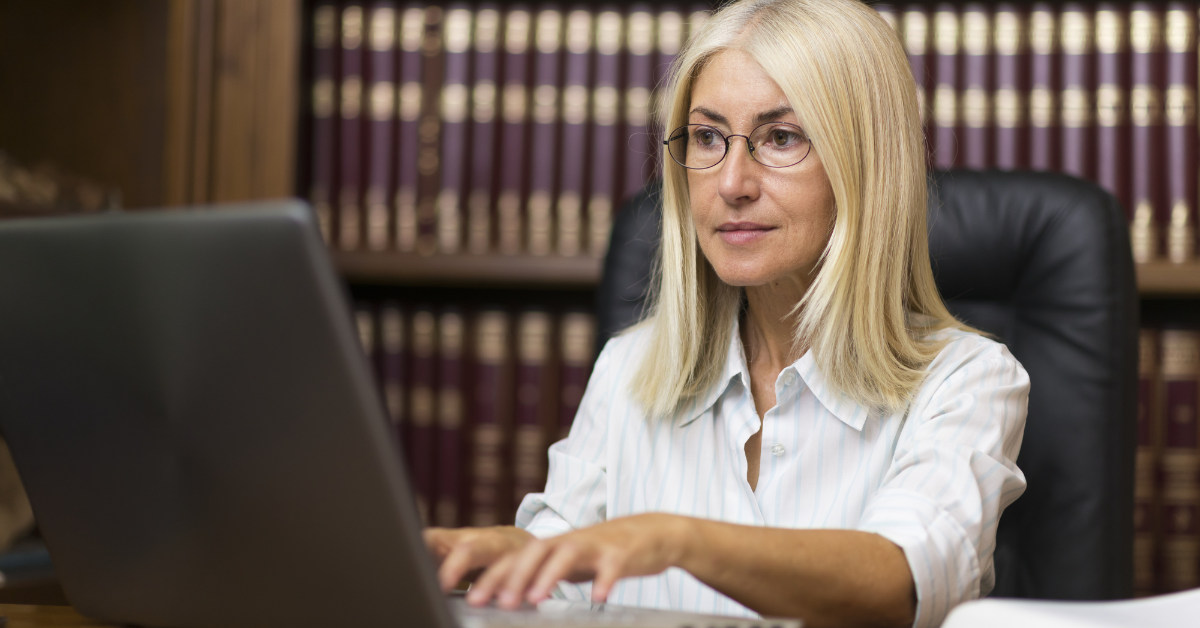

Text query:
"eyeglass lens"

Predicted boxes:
[[665, 123, 811, 170]]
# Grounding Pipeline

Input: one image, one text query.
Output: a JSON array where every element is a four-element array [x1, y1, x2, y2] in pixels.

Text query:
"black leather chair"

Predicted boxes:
[[595, 170, 1139, 601]]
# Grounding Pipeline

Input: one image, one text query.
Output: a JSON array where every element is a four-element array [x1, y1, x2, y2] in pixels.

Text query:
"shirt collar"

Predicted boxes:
[[678, 317, 872, 432]]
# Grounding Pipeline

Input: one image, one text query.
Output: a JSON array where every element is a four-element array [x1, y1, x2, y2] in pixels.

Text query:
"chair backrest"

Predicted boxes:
[[594, 170, 1138, 600]]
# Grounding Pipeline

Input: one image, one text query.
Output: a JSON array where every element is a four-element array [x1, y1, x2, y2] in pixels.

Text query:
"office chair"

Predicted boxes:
[[594, 170, 1139, 600]]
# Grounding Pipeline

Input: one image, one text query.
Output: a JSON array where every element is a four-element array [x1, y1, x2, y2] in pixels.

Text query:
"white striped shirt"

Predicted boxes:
[[516, 319, 1029, 628]]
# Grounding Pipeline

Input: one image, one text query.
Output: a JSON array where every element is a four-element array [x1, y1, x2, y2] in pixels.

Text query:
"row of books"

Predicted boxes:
[[1134, 327, 1200, 595], [308, 1, 707, 258], [352, 299, 595, 527], [879, 2, 1200, 263]]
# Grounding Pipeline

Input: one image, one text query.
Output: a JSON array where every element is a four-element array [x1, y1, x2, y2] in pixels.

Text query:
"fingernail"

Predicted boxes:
[[499, 591, 518, 607]]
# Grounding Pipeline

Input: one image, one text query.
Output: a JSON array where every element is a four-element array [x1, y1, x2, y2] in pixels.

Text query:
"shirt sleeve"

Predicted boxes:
[[856, 339, 1029, 628]]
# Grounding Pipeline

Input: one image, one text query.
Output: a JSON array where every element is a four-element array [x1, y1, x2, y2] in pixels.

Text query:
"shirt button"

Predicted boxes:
[[771, 443, 786, 457], [783, 371, 797, 386]]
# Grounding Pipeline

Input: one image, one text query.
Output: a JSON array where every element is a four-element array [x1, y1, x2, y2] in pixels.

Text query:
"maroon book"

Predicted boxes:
[[961, 4, 991, 169], [396, 5, 426, 252], [526, 7, 564, 256], [1134, 329, 1158, 596], [589, 8, 624, 257], [415, 7, 445, 256], [557, 7, 593, 257], [1058, 3, 1094, 181], [558, 312, 595, 441], [365, 2, 397, 252], [1029, 4, 1059, 171], [468, 5, 502, 254], [437, 6, 472, 254], [338, 2, 367, 251], [1164, 4, 1196, 263], [498, 6, 533, 255], [992, 4, 1028, 169], [511, 310, 556, 512], [1130, 4, 1165, 262], [623, 6, 655, 202], [310, 1, 341, 243], [931, 4, 959, 169], [379, 301, 407, 450], [1095, 5, 1130, 211], [408, 307, 438, 524], [435, 309, 467, 528], [903, 6, 932, 158], [1157, 329, 1200, 592], [470, 310, 512, 526]]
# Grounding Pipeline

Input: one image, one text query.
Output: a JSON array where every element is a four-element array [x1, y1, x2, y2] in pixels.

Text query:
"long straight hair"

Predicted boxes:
[[630, 0, 967, 417]]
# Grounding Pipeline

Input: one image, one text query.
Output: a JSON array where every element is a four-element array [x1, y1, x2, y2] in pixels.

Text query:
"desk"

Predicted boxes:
[[0, 605, 111, 628]]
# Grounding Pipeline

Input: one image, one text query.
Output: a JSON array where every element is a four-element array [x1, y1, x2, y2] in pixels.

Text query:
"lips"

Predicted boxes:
[[716, 221, 774, 245]]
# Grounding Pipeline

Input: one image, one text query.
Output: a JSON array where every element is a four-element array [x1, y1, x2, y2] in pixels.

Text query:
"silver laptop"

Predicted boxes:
[[0, 202, 799, 628]]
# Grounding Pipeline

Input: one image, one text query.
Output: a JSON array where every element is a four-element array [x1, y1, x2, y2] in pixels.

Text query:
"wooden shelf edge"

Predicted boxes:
[[332, 250, 603, 288], [1137, 261, 1200, 297]]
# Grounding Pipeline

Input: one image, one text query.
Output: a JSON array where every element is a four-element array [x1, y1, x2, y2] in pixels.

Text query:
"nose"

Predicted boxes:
[[716, 135, 761, 206]]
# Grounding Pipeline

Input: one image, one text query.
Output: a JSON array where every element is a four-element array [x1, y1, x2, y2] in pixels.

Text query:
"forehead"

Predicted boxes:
[[689, 49, 791, 119]]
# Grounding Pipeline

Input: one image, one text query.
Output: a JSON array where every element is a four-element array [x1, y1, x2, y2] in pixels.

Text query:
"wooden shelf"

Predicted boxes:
[[332, 250, 603, 288], [1137, 261, 1200, 297]]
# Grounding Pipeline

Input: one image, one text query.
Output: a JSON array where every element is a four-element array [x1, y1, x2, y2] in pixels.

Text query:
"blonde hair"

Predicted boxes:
[[630, 0, 968, 417]]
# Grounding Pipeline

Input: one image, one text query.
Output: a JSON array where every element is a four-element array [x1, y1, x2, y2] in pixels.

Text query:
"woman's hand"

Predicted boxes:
[[423, 526, 535, 592], [464, 513, 694, 609]]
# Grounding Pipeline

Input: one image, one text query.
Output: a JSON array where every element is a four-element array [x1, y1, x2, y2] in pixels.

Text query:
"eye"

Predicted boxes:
[[768, 128, 802, 147], [694, 128, 719, 146]]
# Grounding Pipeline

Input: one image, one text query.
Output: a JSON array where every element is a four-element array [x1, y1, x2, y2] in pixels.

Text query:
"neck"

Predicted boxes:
[[741, 274, 812, 370]]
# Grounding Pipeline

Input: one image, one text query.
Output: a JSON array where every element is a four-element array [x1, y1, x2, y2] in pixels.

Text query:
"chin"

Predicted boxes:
[[707, 259, 780, 287]]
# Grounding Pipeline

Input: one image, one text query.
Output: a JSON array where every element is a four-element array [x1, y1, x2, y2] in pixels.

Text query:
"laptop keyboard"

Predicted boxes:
[[452, 597, 802, 628]]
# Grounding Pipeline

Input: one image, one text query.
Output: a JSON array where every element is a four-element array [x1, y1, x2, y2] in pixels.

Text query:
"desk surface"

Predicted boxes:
[[0, 605, 111, 628]]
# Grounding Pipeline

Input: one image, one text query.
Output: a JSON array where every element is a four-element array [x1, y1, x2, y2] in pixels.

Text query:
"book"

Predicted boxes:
[[365, 1, 398, 252], [1157, 329, 1199, 592], [588, 8, 624, 257], [931, 4, 960, 169], [1029, 4, 1059, 171], [338, 2, 367, 251], [467, 5, 502, 255], [1130, 3, 1164, 263], [655, 6, 684, 93], [354, 301, 379, 376], [1135, 328, 1159, 596], [526, 8, 564, 257], [903, 6, 932, 132], [471, 310, 511, 526], [396, 5, 426, 252], [512, 310, 555, 509], [379, 301, 407, 449], [961, 4, 991, 169], [497, 6, 533, 255], [1164, 3, 1196, 263], [558, 312, 594, 441], [557, 8, 593, 258], [623, 6, 656, 202], [415, 7, 445, 256], [1095, 4, 1130, 210], [408, 307, 438, 525], [993, 4, 1027, 169], [310, 1, 340, 243], [435, 309, 467, 527], [436, 6, 472, 254], [1059, 3, 1094, 181]]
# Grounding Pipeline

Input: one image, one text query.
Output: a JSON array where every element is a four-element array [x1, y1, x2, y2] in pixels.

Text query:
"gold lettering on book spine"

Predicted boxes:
[[395, 187, 417, 251], [401, 8, 425, 52], [962, 11, 988, 57], [370, 82, 394, 121], [366, 186, 388, 251], [1166, 10, 1193, 53], [1095, 11, 1123, 54], [1030, 11, 1056, 55], [533, 85, 558, 125], [503, 84, 527, 124], [1060, 11, 1090, 55], [1030, 87, 1055, 128], [474, 9, 499, 54], [1131, 11, 1161, 54], [315, 6, 337, 49], [557, 191, 582, 257], [342, 6, 363, 49], [527, 191, 552, 256], [934, 85, 957, 128], [593, 86, 618, 126], [370, 8, 395, 51], [934, 11, 958, 56], [536, 10, 562, 54], [444, 9, 471, 54], [473, 81, 495, 124], [498, 191, 521, 254], [563, 85, 588, 125], [1168, 200, 1194, 263], [904, 11, 928, 55], [626, 86, 651, 127], [994, 11, 1022, 55], [441, 83, 468, 124], [596, 12, 623, 56], [994, 88, 1023, 128], [658, 11, 684, 55], [589, 195, 612, 257], [1166, 86, 1195, 127], [437, 189, 461, 253], [467, 190, 491, 254], [313, 79, 335, 119], [566, 10, 592, 55], [399, 82, 422, 121], [963, 88, 989, 129], [341, 76, 362, 119], [1096, 85, 1124, 127], [1061, 88, 1091, 128], [1131, 200, 1158, 262], [1132, 86, 1162, 127], [505, 10, 531, 55], [627, 12, 654, 56]]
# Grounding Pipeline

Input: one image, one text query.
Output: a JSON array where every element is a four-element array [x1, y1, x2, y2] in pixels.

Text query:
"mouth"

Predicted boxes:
[[716, 222, 774, 245]]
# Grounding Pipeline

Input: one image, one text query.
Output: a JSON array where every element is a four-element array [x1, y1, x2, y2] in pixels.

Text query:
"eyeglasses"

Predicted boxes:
[[663, 122, 813, 170]]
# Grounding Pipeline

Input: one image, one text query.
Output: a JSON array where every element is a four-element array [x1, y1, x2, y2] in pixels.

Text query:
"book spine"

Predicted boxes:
[[498, 7, 533, 255], [339, 2, 367, 250], [1135, 328, 1159, 596], [1059, 3, 1095, 181], [415, 7, 445, 256], [558, 312, 595, 441], [408, 307, 438, 525], [1095, 5, 1130, 210], [961, 4, 991, 169], [589, 8, 624, 257], [1029, 4, 1059, 171], [527, 8, 564, 257], [1131, 4, 1165, 262], [1158, 329, 1200, 592], [932, 4, 960, 169], [623, 7, 655, 201], [436, 309, 466, 528], [365, 2, 398, 252], [512, 310, 555, 509], [904, 7, 932, 145], [557, 8, 593, 258], [471, 310, 511, 526], [310, 1, 340, 243], [396, 6, 426, 252], [1165, 4, 1196, 263], [380, 301, 407, 450], [468, 6, 502, 254], [993, 4, 1028, 169], [437, 6, 472, 255], [354, 301, 379, 380], [655, 7, 684, 93]]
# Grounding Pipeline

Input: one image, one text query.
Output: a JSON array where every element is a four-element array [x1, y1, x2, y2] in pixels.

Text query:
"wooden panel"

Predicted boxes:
[[1137, 261, 1200, 297], [333, 251, 604, 288]]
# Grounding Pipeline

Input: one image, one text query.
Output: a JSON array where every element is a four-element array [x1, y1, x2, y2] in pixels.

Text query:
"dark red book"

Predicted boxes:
[[931, 4, 959, 169], [338, 2, 367, 251], [1130, 4, 1165, 263], [365, 2, 397, 252], [557, 7, 593, 257], [511, 310, 556, 511], [379, 301, 407, 450], [526, 7, 564, 257], [992, 4, 1028, 169], [1164, 3, 1196, 263], [903, 6, 932, 152], [654, 6, 684, 94], [396, 5, 426, 252], [1134, 329, 1158, 596], [471, 310, 512, 526], [1157, 329, 1200, 592], [622, 6, 655, 202], [558, 312, 595, 441], [588, 8, 624, 257], [436, 5, 472, 255], [468, 5, 502, 254], [497, 6, 533, 255], [961, 4, 991, 169], [435, 309, 467, 528], [408, 307, 438, 524], [310, 1, 340, 243], [1095, 5, 1130, 211], [1029, 4, 1059, 171], [415, 7, 445, 256], [1058, 3, 1094, 181]]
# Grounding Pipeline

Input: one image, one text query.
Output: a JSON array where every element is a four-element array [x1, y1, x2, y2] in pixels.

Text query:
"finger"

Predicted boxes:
[[526, 543, 585, 604], [438, 541, 479, 592], [423, 528, 454, 561], [466, 551, 518, 607], [590, 554, 624, 604], [497, 540, 555, 610]]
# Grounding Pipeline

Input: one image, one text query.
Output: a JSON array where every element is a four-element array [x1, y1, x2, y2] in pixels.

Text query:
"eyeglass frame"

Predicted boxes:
[[662, 121, 814, 170]]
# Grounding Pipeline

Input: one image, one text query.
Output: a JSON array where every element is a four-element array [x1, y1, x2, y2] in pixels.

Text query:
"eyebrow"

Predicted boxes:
[[689, 105, 797, 128]]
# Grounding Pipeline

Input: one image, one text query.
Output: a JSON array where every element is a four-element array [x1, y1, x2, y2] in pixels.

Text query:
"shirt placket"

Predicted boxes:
[[756, 366, 801, 500]]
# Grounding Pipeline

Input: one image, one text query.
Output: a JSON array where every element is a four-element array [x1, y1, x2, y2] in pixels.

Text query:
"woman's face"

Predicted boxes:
[[686, 49, 836, 288]]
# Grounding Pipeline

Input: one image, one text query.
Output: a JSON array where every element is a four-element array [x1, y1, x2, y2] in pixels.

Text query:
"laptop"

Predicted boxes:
[[0, 202, 800, 628]]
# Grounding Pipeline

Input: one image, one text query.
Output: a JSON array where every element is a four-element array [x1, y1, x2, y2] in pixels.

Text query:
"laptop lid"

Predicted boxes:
[[0, 202, 455, 628]]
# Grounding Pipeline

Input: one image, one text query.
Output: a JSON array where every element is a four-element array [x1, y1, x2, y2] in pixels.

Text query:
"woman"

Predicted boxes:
[[425, 1, 1028, 626]]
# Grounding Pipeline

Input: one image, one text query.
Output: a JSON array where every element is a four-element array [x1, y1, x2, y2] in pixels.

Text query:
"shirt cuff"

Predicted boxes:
[[857, 489, 981, 628], [516, 496, 574, 539]]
